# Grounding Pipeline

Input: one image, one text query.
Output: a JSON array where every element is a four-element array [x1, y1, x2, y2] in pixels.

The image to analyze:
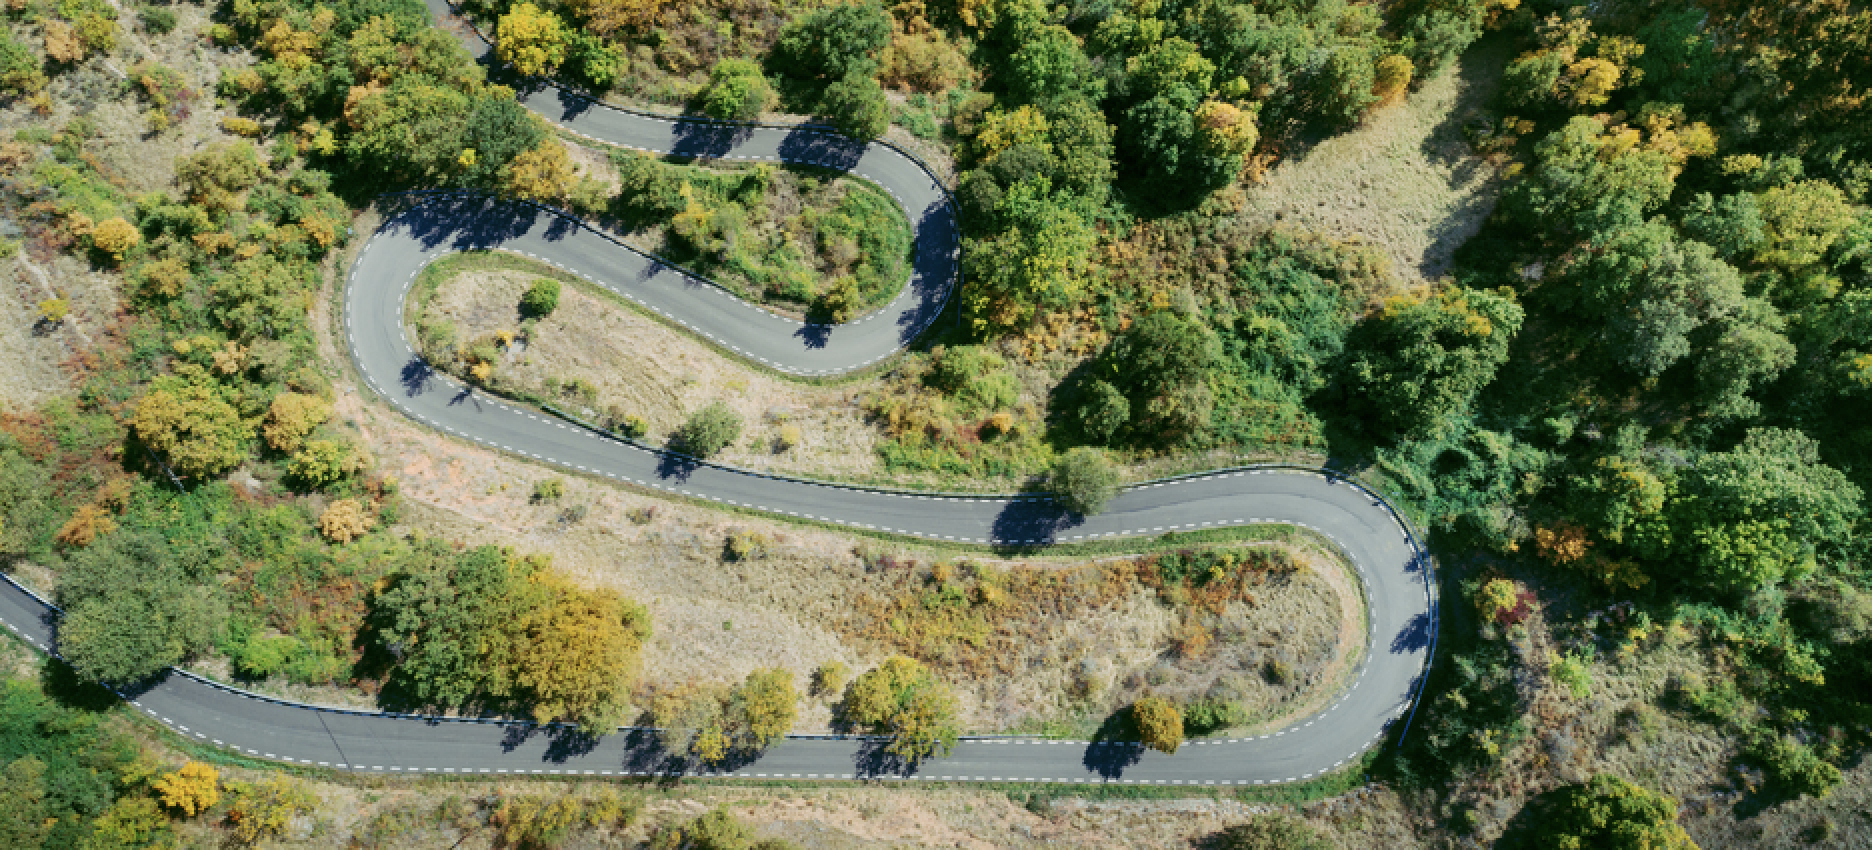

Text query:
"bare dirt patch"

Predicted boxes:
[[1239, 39, 1510, 281]]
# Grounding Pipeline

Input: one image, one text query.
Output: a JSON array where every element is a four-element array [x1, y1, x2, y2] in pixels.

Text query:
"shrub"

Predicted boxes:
[[1133, 695, 1183, 754], [820, 73, 890, 139], [698, 58, 775, 121], [520, 277, 562, 318], [677, 401, 742, 457], [1206, 814, 1332, 850], [616, 414, 649, 439], [1050, 447, 1120, 515], [533, 477, 565, 503], [496, 2, 568, 76], [723, 529, 768, 561], [775, 423, 802, 451], [812, 661, 849, 696], [152, 762, 220, 817], [139, 6, 177, 34], [90, 217, 141, 262], [317, 499, 371, 543]]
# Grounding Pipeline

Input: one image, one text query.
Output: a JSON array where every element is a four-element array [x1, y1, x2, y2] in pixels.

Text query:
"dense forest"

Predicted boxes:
[[3, 0, 1872, 843]]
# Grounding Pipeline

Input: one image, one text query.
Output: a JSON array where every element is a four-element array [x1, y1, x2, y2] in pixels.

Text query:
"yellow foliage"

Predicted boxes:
[[153, 762, 220, 817], [1373, 54, 1413, 103], [504, 143, 575, 202], [496, 3, 568, 76], [263, 392, 334, 452], [565, 0, 665, 37], [138, 257, 190, 297], [516, 577, 649, 729], [1132, 695, 1183, 754], [1564, 58, 1620, 109], [692, 728, 729, 764], [318, 498, 372, 543], [222, 116, 263, 137], [90, 216, 141, 261], [211, 340, 248, 375], [55, 504, 117, 547], [1476, 578, 1520, 623], [1194, 99, 1257, 160], [1534, 523, 1591, 565], [974, 105, 1051, 162], [260, 20, 320, 59], [37, 298, 70, 324]]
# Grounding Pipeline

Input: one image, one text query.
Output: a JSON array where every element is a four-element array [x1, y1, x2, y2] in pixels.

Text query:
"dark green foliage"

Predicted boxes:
[[818, 72, 890, 139], [139, 5, 178, 35], [1335, 287, 1522, 441], [650, 806, 799, 850], [0, 673, 144, 850], [520, 278, 561, 317], [676, 401, 743, 457], [1503, 116, 1677, 237], [369, 542, 551, 708], [1680, 193, 1767, 261], [459, 96, 547, 187], [1050, 447, 1120, 516], [772, 2, 890, 80], [1076, 309, 1221, 444], [57, 528, 222, 683]]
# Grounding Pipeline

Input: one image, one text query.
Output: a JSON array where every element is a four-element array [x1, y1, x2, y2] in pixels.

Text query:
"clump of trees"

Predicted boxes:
[[370, 543, 652, 731], [651, 669, 799, 763]]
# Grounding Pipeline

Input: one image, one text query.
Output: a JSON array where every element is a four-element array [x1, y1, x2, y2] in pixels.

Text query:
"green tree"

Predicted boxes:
[[841, 656, 960, 763], [1077, 380, 1130, 443], [0, 756, 49, 849], [773, 3, 891, 80], [1542, 775, 1697, 850], [1206, 814, 1332, 850], [1103, 309, 1222, 441], [699, 59, 775, 121], [459, 96, 548, 187], [521, 278, 562, 317], [1554, 222, 1748, 381], [1051, 447, 1121, 515], [1132, 695, 1183, 754], [819, 73, 890, 139], [962, 179, 1094, 330], [1337, 286, 1523, 440], [1670, 428, 1861, 594], [1504, 116, 1678, 237], [676, 401, 743, 457], [1004, 24, 1093, 105], [371, 543, 554, 708]]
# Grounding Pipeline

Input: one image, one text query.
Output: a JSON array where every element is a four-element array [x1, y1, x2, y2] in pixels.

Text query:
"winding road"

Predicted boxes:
[[0, 2, 1437, 788]]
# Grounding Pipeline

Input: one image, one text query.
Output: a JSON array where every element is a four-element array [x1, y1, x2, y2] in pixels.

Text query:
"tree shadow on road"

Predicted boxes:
[[989, 498, 1077, 552]]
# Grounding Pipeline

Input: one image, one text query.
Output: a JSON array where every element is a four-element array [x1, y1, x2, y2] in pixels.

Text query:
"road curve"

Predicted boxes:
[[0, 4, 1437, 788]]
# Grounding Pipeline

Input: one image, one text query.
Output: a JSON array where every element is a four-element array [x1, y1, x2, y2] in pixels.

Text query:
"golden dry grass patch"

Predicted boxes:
[[1240, 39, 1511, 281]]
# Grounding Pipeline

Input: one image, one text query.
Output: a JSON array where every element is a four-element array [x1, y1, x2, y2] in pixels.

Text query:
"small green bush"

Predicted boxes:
[[677, 401, 742, 457], [520, 278, 562, 317], [532, 477, 564, 503], [139, 6, 178, 34], [723, 529, 768, 561], [1051, 447, 1120, 516]]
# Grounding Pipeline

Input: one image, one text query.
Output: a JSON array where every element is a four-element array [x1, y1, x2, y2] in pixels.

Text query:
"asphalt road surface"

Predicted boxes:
[[0, 4, 1438, 787]]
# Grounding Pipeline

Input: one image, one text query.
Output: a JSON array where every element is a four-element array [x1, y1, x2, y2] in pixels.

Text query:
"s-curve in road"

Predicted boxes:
[[0, 1, 1437, 789]]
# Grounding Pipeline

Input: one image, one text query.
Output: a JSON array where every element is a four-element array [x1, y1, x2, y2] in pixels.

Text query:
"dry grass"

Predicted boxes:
[[424, 268, 890, 481], [1239, 39, 1511, 282]]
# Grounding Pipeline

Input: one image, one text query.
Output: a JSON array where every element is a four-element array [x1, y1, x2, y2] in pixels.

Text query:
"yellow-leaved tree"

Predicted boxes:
[[1132, 695, 1183, 754], [504, 143, 575, 202], [496, 3, 568, 76], [517, 576, 652, 731], [152, 762, 220, 817]]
